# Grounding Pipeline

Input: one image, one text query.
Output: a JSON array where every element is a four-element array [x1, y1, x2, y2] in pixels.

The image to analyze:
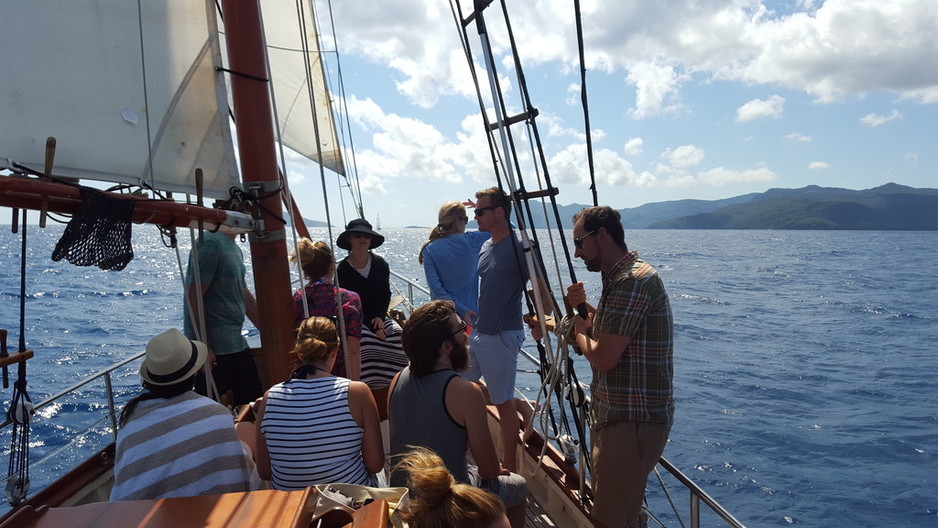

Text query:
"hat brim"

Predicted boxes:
[[140, 339, 208, 386], [337, 228, 385, 250]]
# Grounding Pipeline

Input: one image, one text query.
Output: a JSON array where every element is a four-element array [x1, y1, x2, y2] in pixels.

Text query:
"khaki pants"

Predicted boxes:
[[591, 420, 670, 528]]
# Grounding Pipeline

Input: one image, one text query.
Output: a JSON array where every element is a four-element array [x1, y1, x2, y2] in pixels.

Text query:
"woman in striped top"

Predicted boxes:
[[254, 317, 384, 489]]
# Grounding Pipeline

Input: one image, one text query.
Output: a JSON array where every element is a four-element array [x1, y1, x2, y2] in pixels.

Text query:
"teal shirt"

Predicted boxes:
[[183, 232, 249, 355]]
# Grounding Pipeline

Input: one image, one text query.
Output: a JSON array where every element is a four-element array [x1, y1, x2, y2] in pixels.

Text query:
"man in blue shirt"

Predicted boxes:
[[462, 187, 550, 472]]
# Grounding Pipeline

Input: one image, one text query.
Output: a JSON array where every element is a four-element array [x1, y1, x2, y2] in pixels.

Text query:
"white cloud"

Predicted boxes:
[[785, 132, 813, 142], [859, 109, 902, 127], [736, 95, 785, 122], [808, 161, 830, 169], [904, 152, 919, 162], [626, 60, 685, 119], [696, 166, 778, 186], [662, 145, 706, 168], [549, 144, 656, 187], [624, 137, 644, 156]]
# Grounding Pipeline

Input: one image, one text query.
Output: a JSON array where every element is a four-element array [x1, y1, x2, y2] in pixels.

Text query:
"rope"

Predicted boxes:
[[573, 0, 598, 207], [6, 211, 33, 507]]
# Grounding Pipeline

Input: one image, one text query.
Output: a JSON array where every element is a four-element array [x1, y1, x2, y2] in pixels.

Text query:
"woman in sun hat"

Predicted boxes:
[[110, 328, 257, 500], [335, 218, 408, 414]]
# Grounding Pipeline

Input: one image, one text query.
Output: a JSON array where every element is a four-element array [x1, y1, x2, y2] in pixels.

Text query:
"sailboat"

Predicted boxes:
[[0, 1, 745, 527]]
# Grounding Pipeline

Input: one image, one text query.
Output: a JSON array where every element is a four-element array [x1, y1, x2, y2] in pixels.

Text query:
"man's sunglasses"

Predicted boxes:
[[473, 206, 498, 217], [573, 229, 597, 249]]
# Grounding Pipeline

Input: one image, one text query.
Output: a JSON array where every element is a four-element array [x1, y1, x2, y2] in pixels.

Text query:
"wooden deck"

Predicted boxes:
[[524, 491, 560, 528]]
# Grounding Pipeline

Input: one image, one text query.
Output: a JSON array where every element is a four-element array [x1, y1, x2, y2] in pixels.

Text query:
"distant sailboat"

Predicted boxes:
[[375, 213, 381, 231]]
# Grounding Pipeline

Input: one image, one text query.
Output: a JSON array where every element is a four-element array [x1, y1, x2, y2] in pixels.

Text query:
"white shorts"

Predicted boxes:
[[461, 329, 524, 404]]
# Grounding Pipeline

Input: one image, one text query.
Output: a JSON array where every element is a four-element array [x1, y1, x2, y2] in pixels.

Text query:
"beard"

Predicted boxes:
[[450, 337, 470, 372], [584, 254, 602, 272]]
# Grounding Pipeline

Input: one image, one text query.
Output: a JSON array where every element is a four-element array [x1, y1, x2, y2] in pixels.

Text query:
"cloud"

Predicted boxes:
[[808, 161, 830, 169], [859, 109, 902, 127], [904, 152, 919, 162], [548, 144, 657, 187], [695, 166, 778, 186], [626, 60, 685, 119], [785, 132, 813, 142], [624, 137, 644, 156], [343, 96, 465, 192], [736, 95, 785, 122], [661, 145, 706, 168]]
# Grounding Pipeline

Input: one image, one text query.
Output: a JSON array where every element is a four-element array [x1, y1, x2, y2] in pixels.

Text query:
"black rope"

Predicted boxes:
[[6, 210, 32, 507], [573, 0, 598, 207]]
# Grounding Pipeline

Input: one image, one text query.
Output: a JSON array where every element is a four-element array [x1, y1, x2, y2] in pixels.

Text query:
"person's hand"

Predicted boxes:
[[207, 347, 217, 368], [566, 282, 587, 310], [573, 311, 592, 337], [465, 309, 478, 326], [528, 319, 543, 341], [372, 317, 387, 340]]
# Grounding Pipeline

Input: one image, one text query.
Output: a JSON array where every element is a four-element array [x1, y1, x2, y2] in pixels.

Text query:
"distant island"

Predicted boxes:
[[535, 183, 938, 230]]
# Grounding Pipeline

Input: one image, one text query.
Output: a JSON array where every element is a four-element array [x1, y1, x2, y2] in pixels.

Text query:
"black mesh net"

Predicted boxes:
[[52, 187, 135, 270]]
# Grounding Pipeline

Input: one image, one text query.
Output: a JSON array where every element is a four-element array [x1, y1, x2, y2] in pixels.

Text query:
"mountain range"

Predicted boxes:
[[534, 183, 938, 230]]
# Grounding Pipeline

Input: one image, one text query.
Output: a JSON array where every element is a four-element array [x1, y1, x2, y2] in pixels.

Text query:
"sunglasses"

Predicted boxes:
[[573, 229, 597, 249], [448, 320, 468, 338], [350, 232, 372, 239], [473, 206, 498, 217]]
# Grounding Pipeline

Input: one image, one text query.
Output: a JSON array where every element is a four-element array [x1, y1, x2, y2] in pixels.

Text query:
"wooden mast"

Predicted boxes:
[[221, 0, 294, 386]]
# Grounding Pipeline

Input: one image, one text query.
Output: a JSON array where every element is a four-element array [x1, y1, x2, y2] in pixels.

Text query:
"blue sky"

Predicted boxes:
[[279, 0, 937, 227], [4, 1, 935, 229]]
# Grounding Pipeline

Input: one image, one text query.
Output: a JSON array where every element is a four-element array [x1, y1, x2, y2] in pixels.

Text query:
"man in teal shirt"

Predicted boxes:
[[183, 231, 262, 405]]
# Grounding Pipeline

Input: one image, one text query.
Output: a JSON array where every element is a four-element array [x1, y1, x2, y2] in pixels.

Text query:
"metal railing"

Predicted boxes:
[[0, 351, 144, 435]]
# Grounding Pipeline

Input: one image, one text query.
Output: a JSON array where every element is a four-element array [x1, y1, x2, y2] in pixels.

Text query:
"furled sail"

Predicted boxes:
[[0, 1, 240, 199], [258, 0, 346, 175]]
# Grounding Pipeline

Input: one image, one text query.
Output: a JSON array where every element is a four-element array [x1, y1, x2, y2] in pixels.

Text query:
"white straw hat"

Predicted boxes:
[[140, 329, 207, 386]]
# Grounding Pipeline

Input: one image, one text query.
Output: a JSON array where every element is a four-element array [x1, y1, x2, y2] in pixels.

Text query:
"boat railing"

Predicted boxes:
[[388, 269, 430, 312], [0, 350, 145, 435]]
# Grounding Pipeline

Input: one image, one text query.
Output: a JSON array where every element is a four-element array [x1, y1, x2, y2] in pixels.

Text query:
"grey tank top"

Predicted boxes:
[[388, 367, 469, 485]]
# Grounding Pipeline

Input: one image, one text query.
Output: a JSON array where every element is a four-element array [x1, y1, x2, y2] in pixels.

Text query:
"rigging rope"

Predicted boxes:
[[573, 0, 598, 207], [6, 210, 33, 507]]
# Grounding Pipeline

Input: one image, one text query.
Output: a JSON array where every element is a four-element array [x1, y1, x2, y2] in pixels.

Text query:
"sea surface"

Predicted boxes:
[[0, 225, 936, 526]]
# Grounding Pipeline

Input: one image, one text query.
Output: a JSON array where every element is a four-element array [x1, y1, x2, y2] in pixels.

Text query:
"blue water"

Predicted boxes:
[[1, 226, 936, 526]]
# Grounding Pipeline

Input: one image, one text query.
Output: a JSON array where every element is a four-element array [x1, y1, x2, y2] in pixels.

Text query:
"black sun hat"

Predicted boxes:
[[336, 218, 385, 250]]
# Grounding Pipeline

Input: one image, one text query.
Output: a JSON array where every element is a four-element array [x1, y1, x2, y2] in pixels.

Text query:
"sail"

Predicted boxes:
[[258, 0, 346, 175], [0, 1, 240, 199]]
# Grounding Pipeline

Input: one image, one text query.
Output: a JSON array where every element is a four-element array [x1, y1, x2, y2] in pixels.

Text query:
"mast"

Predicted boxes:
[[221, 0, 294, 386]]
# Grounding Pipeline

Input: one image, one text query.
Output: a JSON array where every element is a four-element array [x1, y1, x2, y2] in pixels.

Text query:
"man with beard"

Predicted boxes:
[[388, 300, 526, 528], [566, 206, 674, 528]]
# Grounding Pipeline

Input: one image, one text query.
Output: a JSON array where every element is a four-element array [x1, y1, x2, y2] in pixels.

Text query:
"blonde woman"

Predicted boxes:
[[418, 201, 490, 328], [254, 317, 384, 489], [290, 238, 361, 380], [395, 447, 509, 528]]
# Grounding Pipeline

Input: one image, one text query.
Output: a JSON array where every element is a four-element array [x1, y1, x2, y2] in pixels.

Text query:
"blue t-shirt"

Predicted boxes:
[[182, 232, 249, 355], [422, 230, 490, 318], [475, 231, 530, 334]]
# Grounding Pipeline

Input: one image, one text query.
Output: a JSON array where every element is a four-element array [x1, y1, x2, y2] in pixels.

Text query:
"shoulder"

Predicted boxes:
[[371, 253, 389, 268]]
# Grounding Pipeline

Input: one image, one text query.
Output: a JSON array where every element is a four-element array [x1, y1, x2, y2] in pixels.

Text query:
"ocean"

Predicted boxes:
[[1, 225, 936, 526]]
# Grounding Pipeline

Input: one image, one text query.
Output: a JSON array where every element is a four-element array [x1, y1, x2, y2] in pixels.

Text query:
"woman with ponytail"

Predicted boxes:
[[419, 201, 490, 329], [254, 317, 384, 489], [290, 239, 362, 380], [395, 447, 509, 528]]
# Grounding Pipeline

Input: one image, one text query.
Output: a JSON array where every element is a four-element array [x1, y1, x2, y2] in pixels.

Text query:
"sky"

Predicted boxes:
[[280, 0, 937, 228], [3, 1, 935, 229]]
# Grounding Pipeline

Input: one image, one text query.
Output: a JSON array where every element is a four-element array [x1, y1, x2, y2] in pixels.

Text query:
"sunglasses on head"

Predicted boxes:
[[573, 229, 597, 249]]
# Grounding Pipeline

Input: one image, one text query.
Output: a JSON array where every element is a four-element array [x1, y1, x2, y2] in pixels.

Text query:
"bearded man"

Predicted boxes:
[[387, 300, 526, 528]]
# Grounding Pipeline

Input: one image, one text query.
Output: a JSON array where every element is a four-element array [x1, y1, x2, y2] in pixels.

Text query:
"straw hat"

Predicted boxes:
[[336, 218, 385, 250], [140, 329, 207, 386]]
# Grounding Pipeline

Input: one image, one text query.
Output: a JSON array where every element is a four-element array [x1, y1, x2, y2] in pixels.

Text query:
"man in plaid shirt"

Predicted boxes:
[[566, 206, 674, 528]]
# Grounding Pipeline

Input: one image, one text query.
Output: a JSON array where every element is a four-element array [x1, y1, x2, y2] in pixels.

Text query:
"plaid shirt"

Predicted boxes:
[[590, 251, 674, 428]]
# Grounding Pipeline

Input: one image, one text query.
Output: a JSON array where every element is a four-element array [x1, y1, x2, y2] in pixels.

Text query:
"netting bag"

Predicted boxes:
[[52, 187, 135, 271]]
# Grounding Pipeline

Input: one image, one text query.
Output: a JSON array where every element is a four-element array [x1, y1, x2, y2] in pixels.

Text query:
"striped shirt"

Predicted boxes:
[[360, 318, 409, 390], [261, 377, 376, 489], [110, 392, 251, 501], [591, 251, 675, 428]]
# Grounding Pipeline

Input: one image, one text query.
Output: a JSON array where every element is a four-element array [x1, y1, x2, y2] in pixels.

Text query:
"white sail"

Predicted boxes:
[[0, 1, 240, 199], [259, 0, 345, 175]]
